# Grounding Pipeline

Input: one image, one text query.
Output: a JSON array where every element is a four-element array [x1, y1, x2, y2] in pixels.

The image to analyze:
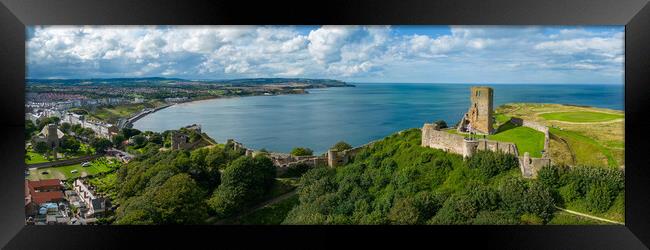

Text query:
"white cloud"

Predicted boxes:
[[26, 25, 624, 84]]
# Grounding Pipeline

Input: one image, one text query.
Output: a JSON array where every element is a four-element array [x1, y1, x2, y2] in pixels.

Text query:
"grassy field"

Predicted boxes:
[[540, 111, 623, 123], [446, 125, 545, 157], [488, 126, 545, 157], [25, 143, 95, 164], [90, 100, 165, 123], [27, 157, 120, 180], [25, 151, 50, 164], [496, 103, 624, 167]]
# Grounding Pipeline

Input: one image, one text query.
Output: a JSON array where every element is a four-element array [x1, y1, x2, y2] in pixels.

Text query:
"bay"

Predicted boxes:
[[134, 83, 623, 154]]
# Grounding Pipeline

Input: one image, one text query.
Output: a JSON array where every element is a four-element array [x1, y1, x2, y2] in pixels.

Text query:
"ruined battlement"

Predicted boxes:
[[458, 86, 494, 135]]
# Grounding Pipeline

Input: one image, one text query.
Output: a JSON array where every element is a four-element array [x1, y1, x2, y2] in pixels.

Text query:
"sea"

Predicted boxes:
[[133, 83, 624, 154]]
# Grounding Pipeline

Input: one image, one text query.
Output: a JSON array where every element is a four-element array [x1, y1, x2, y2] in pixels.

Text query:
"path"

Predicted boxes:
[[213, 189, 297, 225], [549, 118, 624, 125], [554, 205, 624, 225]]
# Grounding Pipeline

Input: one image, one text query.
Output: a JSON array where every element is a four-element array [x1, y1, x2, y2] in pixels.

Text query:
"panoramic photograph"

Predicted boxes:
[[24, 25, 624, 225]]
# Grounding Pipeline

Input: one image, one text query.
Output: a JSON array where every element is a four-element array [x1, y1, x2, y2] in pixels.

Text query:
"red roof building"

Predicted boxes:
[[25, 179, 65, 205]]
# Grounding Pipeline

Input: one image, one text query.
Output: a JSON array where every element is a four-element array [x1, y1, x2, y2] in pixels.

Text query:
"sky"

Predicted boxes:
[[26, 25, 624, 84]]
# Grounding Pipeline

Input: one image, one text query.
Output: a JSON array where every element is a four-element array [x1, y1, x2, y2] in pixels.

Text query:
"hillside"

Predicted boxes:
[[26, 77, 353, 87], [281, 128, 624, 225]]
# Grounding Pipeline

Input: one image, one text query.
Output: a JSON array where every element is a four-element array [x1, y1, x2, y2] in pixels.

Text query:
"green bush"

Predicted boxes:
[[585, 183, 613, 213], [331, 141, 353, 151], [291, 147, 313, 156], [467, 151, 518, 179], [537, 165, 560, 188]]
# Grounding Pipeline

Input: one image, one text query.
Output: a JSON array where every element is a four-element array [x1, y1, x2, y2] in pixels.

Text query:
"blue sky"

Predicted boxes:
[[26, 25, 624, 84]]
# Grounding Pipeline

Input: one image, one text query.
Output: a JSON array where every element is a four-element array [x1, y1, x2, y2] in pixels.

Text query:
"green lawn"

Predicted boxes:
[[494, 113, 511, 124], [540, 111, 623, 123], [446, 126, 545, 157], [488, 126, 545, 157], [27, 157, 120, 180], [26, 151, 50, 164], [549, 127, 617, 167]]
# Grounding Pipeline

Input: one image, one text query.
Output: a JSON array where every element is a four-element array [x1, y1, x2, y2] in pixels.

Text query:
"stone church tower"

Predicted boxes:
[[458, 86, 494, 134]]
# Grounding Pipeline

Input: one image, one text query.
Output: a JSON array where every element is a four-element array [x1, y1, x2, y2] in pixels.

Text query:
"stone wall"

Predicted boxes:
[[422, 122, 551, 178], [422, 123, 465, 155], [476, 140, 519, 156], [518, 152, 552, 178]]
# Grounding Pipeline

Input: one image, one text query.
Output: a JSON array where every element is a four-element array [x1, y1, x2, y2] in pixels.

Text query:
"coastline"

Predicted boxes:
[[128, 84, 352, 127]]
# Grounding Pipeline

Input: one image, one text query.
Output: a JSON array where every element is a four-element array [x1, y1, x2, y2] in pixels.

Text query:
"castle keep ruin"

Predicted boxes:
[[458, 86, 494, 135], [422, 86, 551, 178]]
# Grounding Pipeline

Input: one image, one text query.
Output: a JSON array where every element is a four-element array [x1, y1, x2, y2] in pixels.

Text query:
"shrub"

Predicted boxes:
[[388, 197, 420, 224], [537, 165, 560, 188], [433, 120, 448, 129], [331, 141, 353, 151], [524, 182, 555, 222], [585, 183, 613, 213], [280, 162, 311, 178], [291, 147, 313, 156], [559, 182, 580, 203], [472, 210, 519, 225], [467, 151, 519, 179]]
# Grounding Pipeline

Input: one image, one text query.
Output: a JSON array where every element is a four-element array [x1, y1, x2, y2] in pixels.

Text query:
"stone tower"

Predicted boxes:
[[458, 86, 494, 134], [44, 124, 61, 149]]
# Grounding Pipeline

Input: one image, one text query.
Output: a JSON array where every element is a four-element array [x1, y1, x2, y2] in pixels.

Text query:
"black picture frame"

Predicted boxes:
[[1, 0, 649, 249]]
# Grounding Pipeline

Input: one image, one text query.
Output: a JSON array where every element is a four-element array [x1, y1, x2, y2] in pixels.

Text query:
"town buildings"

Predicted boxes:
[[73, 179, 108, 218]]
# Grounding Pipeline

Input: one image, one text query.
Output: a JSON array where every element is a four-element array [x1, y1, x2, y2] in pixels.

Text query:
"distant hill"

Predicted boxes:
[[26, 77, 353, 87]]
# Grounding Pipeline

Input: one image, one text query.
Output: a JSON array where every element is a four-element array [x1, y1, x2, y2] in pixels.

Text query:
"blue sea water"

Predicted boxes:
[[133, 83, 624, 154]]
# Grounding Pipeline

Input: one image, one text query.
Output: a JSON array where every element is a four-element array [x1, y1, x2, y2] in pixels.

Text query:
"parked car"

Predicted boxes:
[[71, 170, 78, 173], [81, 162, 91, 167], [41, 171, 49, 175]]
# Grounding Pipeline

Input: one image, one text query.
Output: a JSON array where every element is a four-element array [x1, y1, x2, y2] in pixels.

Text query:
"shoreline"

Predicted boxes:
[[128, 84, 351, 127]]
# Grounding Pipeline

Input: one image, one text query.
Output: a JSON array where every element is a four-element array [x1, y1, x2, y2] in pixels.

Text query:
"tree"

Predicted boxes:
[[112, 134, 126, 148], [524, 182, 555, 222], [34, 141, 49, 154], [429, 194, 477, 225], [59, 122, 72, 134], [25, 119, 37, 140], [131, 134, 147, 148], [537, 165, 560, 188], [116, 173, 208, 224], [205, 147, 227, 170], [467, 151, 518, 179], [149, 133, 163, 145], [121, 128, 141, 139], [37, 117, 59, 130], [150, 173, 208, 224], [388, 197, 420, 224], [60, 136, 81, 154], [332, 141, 352, 151], [91, 138, 113, 153], [499, 177, 527, 215], [433, 120, 448, 129], [291, 147, 313, 156], [208, 156, 276, 217]]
